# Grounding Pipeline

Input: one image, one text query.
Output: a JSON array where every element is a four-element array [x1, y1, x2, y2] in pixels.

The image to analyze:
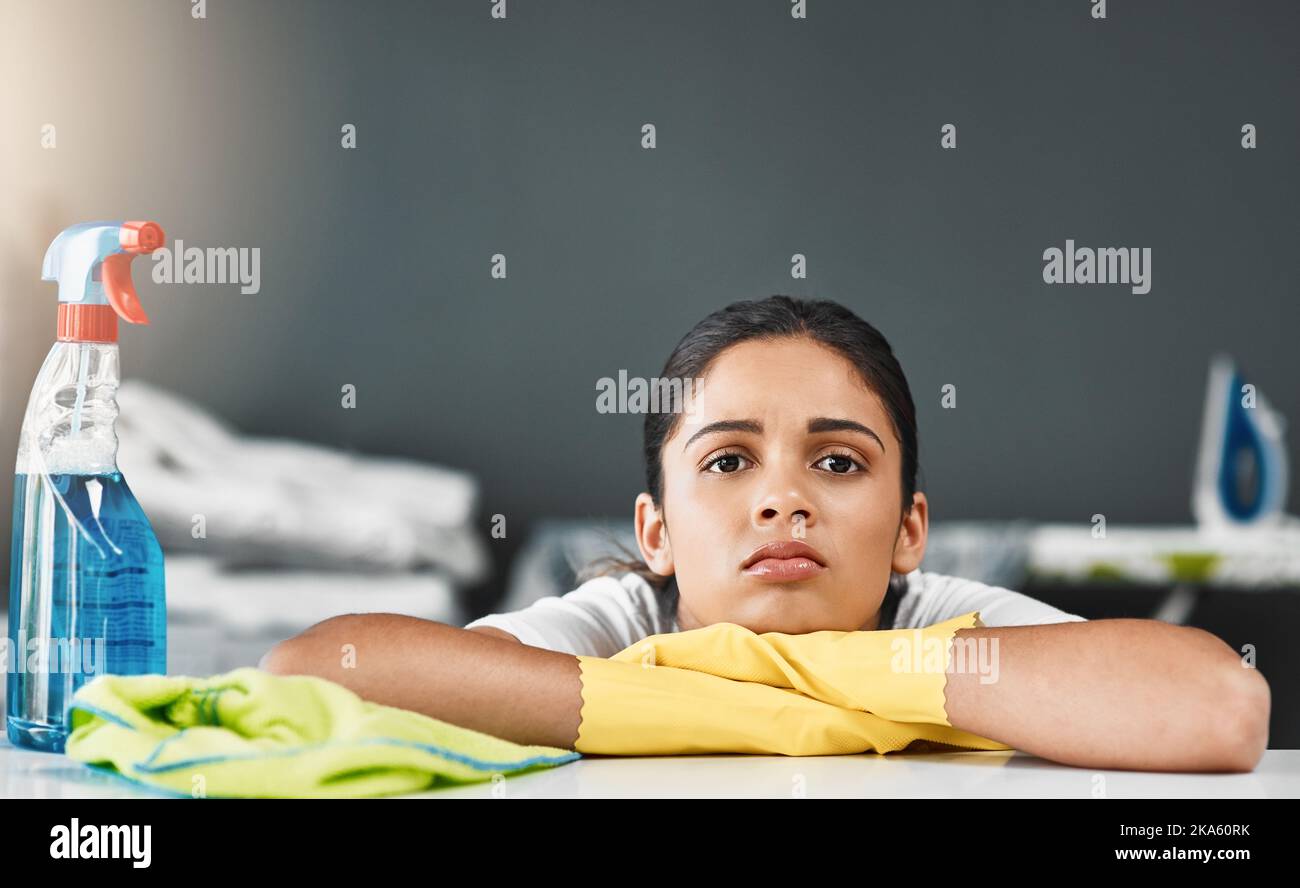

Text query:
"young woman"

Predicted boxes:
[[260, 296, 1270, 772]]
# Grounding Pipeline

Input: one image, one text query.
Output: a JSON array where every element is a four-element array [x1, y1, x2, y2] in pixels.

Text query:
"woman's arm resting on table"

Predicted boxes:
[[258, 615, 583, 749], [259, 615, 1269, 770], [942, 619, 1271, 773]]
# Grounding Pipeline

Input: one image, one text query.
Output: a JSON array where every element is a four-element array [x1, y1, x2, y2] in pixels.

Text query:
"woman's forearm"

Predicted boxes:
[[941, 618, 1271, 772], [259, 615, 584, 749], [261, 614, 1271, 772]]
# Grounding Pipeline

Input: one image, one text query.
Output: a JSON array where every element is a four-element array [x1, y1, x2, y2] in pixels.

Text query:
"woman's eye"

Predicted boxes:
[[704, 453, 749, 473], [816, 453, 863, 474]]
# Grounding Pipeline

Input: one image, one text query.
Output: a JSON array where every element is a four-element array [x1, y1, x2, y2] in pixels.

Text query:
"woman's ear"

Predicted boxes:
[[891, 491, 928, 575], [634, 492, 674, 577]]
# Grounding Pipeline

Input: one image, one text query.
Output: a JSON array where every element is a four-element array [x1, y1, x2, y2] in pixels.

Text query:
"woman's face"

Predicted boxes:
[[634, 335, 928, 634]]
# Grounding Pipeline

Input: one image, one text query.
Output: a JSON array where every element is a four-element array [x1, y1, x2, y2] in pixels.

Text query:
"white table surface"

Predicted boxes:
[[2, 738, 1296, 799]]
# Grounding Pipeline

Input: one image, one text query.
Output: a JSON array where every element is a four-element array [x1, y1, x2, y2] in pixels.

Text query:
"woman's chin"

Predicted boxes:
[[722, 585, 851, 634]]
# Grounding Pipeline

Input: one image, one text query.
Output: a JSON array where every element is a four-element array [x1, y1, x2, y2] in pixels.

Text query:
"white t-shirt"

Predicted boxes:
[[464, 569, 1087, 657]]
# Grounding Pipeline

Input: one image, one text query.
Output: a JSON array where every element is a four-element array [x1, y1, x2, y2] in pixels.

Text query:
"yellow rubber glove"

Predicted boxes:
[[606, 610, 989, 726], [574, 613, 1011, 756]]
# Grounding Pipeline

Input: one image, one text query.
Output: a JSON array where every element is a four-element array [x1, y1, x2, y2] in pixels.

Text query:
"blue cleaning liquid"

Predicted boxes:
[[7, 471, 165, 753]]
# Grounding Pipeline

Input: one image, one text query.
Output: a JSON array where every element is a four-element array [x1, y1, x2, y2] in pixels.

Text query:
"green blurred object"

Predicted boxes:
[[1158, 552, 1223, 584], [1085, 562, 1128, 583]]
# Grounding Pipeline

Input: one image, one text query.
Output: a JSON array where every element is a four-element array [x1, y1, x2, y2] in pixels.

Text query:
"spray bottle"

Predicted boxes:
[[7, 221, 167, 753]]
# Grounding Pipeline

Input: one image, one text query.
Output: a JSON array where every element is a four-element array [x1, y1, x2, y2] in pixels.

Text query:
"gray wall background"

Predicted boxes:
[[2, 0, 1297, 609]]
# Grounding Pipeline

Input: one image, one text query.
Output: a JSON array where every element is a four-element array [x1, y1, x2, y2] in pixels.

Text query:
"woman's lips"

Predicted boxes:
[[742, 557, 827, 582]]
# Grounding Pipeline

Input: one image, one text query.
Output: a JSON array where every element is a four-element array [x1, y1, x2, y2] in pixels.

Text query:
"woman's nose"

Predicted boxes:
[[753, 487, 815, 532]]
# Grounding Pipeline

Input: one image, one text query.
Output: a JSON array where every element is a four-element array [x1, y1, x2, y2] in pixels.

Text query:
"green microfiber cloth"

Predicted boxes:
[[64, 666, 580, 798]]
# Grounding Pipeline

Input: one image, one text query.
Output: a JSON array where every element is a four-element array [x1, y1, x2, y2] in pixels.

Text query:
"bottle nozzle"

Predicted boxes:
[[119, 221, 164, 254]]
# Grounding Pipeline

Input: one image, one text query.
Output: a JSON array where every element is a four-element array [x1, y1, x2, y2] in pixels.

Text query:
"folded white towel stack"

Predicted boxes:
[[103, 380, 487, 675], [114, 380, 488, 581], [162, 554, 465, 677]]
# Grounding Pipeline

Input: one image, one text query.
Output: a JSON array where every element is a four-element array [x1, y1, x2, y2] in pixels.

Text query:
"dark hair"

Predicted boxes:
[[579, 295, 923, 630]]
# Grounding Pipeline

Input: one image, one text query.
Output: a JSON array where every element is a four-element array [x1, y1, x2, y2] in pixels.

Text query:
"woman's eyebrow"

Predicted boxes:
[[682, 417, 885, 453], [806, 417, 886, 453], [682, 419, 762, 452]]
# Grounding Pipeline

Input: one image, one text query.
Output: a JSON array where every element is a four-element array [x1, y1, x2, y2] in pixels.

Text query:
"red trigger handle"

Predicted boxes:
[[101, 221, 165, 325]]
